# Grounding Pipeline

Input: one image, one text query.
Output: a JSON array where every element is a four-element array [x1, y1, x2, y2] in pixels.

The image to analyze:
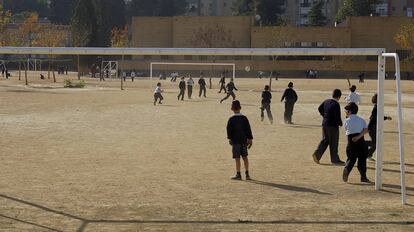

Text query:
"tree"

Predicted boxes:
[[111, 26, 129, 48], [95, 0, 126, 47], [335, 0, 379, 22], [19, 12, 41, 46], [308, 1, 326, 26], [71, 0, 98, 47], [0, 4, 11, 38], [49, 0, 74, 25], [3, 0, 49, 18], [232, 0, 255, 16], [233, 0, 285, 26], [33, 25, 68, 82], [127, 0, 188, 18], [395, 23, 414, 60]]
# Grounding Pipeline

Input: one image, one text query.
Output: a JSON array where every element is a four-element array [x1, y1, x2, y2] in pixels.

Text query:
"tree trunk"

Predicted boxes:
[[52, 60, 56, 83], [269, 76, 273, 92], [48, 59, 51, 79], [24, 62, 28, 86], [209, 77, 212, 89], [77, 55, 80, 80], [18, 62, 21, 81], [121, 55, 124, 90]]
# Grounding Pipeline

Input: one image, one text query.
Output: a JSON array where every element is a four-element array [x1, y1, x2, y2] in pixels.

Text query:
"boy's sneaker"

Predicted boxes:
[[342, 169, 349, 182], [361, 177, 371, 183], [312, 153, 320, 164], [245, 175, 252, 180], [231, 174, 242, 180]]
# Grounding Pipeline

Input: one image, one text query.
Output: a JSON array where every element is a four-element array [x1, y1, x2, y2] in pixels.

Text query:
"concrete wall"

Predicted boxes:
[[131, 17, 173, 47], [348, 16, 414, 51], [251, 26, 351, 48], [172, 16, 251, 48]]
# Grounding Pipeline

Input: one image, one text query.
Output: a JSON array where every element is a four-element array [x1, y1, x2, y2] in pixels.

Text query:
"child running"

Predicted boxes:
[[227, 100, 253, 180], [342, 102, 370, 183], [220, 79, 238, 103], [260, 85, 273, 124], [153, 82, 164, 105], [345, 85, 361, 105]]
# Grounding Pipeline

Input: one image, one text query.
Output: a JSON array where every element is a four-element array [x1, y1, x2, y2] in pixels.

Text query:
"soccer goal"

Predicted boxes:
[[0, 47, 406, 204], [101, 61, 119, 79], [149, 62, 236, 81]]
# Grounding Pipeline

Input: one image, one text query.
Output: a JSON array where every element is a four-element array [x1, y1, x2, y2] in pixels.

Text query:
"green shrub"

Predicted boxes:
[[64, 79, 86, 88]]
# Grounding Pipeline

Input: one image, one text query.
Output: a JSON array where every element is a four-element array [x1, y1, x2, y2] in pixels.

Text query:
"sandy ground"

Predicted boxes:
[[0, 73, 414, 231]]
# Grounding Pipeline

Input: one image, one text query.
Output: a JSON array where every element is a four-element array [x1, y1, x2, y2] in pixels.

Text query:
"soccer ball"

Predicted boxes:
[[245, 66, 251, 72]]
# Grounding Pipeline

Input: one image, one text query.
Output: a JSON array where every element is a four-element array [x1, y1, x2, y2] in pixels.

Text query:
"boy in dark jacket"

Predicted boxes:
[[261, 85, 273, 124], [198, 76, 207, 97], [178, 77, 186, 101], [367, 93, 392, 160], [220, 79, 238, 103], [281, 82, 298, 124], [227, 100, 253, 180]]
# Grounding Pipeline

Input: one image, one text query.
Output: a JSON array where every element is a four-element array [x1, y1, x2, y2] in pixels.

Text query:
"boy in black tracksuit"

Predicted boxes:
[[261, 85, 273, 124], [227, 100, 253, 180], [367, 93, 392, 160], [220, 79, 238, 103], [280, 82, 298, 124], [178, 77, 186, 101], [218, 75, 227, 93], [198, 77, 207, 97]]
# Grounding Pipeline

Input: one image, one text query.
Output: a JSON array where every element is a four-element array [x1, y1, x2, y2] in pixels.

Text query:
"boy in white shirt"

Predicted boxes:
[[131, 70, 136, 82], [153, 82, 163, 105], [345, 85, 361, 104], [343, 102, 370, 183]]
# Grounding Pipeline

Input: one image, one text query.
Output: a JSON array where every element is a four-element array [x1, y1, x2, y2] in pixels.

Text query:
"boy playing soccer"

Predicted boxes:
[[261, 85, 273, 124], [227, 100, 253, 180], [342, 102, 370, 183], [153, 82, 164, 105]]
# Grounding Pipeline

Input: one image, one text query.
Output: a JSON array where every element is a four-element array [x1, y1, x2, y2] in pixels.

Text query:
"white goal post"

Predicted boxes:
[[0, 47, 406, 204], [149, 62, 236, 81]]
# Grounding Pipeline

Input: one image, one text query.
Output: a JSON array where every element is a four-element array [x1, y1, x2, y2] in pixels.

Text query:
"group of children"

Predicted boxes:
[[153, 77, 389, 183], [312, 85, 392, 183]]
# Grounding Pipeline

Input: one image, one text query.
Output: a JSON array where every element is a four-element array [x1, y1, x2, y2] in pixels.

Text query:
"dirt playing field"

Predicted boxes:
[[0, 73, 414, 231]]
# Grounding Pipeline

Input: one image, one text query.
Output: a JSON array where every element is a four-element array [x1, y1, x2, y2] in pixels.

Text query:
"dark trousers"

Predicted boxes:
[[284, 100, 295, 123], [314, 126, 341, 162], [154, 93, 163, 104], [221, 91, 236, 102], [261, 102, 273, 122], [345, 134, 368, 179], [219, 85, 227, 93], [188, 85, 193, 99], [178, 88, 185, 100], [367, 129, 376, 157], [199, 85, 206, 97]]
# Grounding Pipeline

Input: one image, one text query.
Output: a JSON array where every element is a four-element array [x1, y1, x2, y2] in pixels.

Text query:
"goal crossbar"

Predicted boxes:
[[150, 62, 236, 81], [0, 46, 405, 205]]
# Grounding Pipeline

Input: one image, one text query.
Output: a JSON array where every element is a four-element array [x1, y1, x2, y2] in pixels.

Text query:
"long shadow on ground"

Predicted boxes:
[[1, 192, 414, 232], [246, 180, 332, 195]]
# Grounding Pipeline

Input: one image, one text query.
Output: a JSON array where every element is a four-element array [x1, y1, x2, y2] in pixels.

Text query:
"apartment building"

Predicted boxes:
[[374, 0, 414, 17], [186, 0, 238, 16], [285, 0, 344, 26]]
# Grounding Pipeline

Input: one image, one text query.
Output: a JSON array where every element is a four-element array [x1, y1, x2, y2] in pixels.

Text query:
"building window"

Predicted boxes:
[[144, 55, 152, 60], [184, 55, 192, 60], [161, 55, 169, 60]]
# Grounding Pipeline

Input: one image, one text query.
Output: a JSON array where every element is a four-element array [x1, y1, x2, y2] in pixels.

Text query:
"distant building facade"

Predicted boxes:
[[374, 0, 414, 17], [284, 0, 344, 26], [186, 0, 238, 16]]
